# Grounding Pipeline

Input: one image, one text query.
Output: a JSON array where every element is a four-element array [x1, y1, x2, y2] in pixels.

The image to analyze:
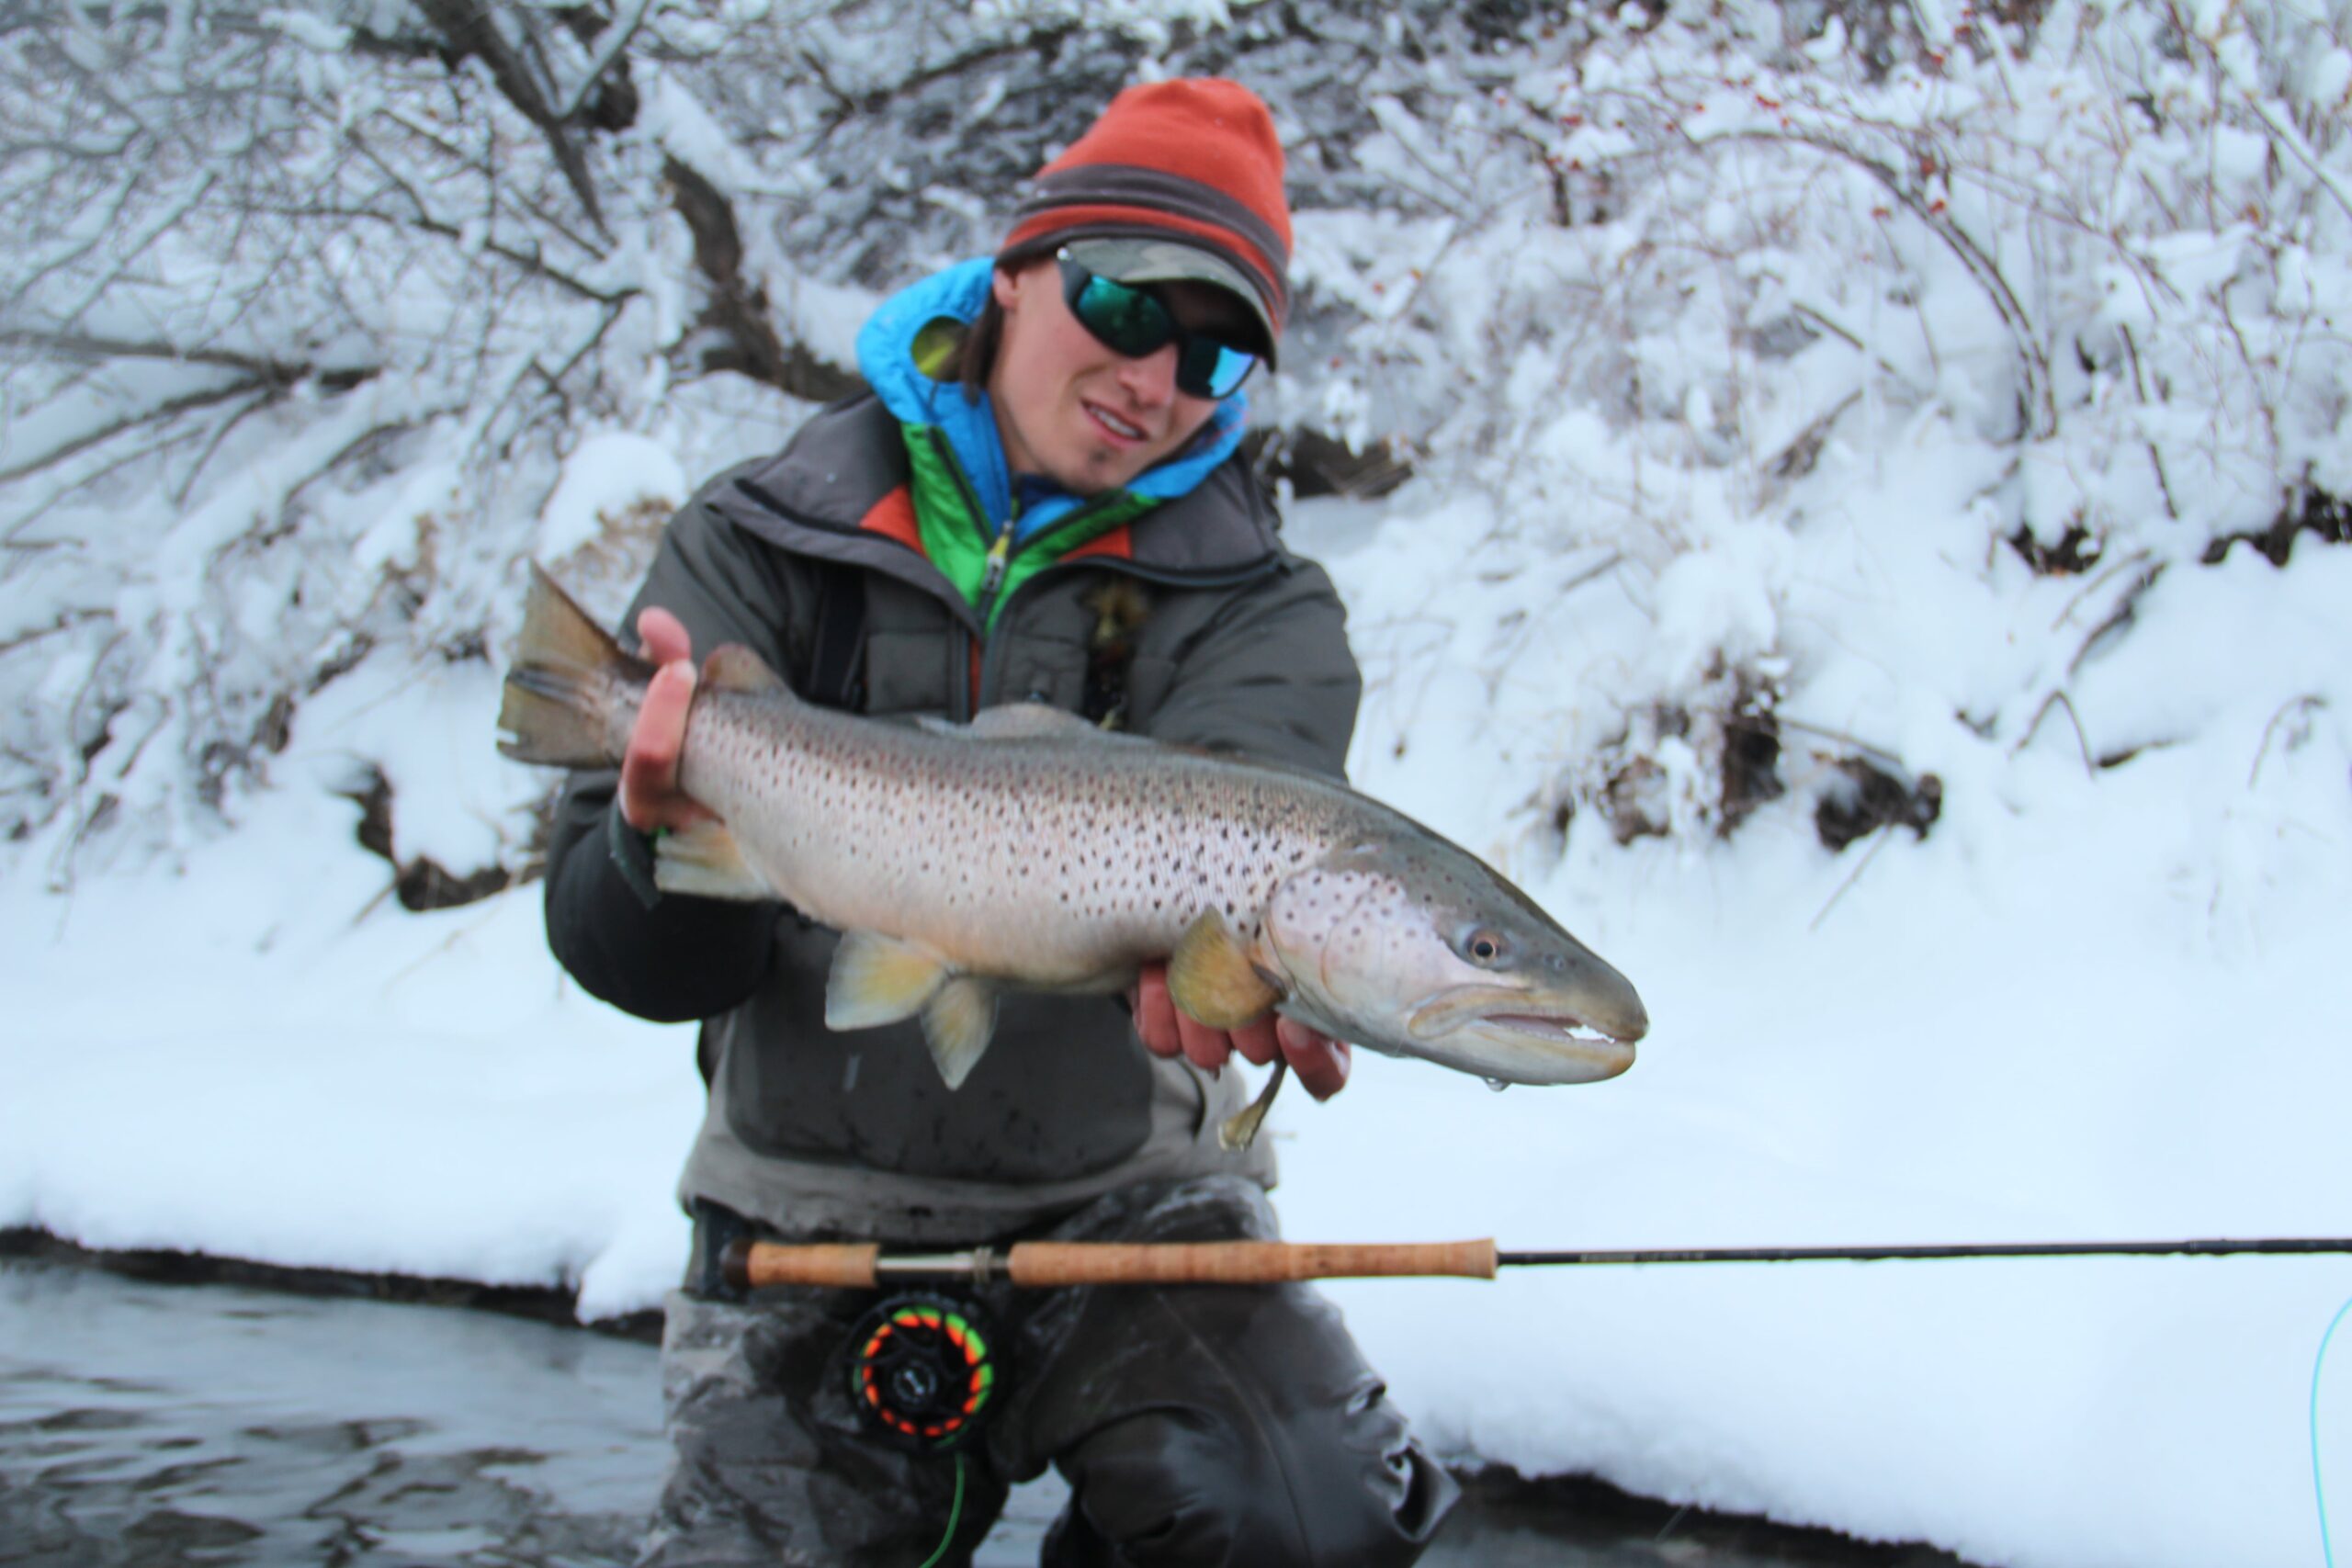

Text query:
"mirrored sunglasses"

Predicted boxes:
[[1056, 252, 1259, 400]]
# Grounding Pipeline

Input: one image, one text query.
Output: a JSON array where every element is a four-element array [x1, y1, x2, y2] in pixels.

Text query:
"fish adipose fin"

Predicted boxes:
[[497, 564, 651, 768], [653, 819, 776, 901], [1168, 910, 1285, 1029], [922, 977, 1000, 1090]]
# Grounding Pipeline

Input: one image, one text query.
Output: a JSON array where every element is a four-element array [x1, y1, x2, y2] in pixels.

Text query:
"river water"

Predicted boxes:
[[0, 1256, 1969, 1566]]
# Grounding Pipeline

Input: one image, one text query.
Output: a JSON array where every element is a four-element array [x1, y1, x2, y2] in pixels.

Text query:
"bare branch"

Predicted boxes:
[[1691, 126, 2057, 440], [555, 0, 653, 123], [411, 0, 612, 242], [0, 329, 375, 389], [0, 377, 262, 487], [0, 608, 108, 659]]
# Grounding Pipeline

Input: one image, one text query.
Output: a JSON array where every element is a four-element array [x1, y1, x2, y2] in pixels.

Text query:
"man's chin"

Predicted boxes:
[[1054, 446, 1159, 495]]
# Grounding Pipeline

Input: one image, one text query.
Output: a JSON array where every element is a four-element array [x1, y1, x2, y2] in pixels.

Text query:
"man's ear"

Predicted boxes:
[[991, 264, 1021, 310]]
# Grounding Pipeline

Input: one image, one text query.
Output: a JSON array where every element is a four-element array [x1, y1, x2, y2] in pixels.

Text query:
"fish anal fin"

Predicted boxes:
[[703, 644, 789, 694], [826, 931, 953, 1031], [1167, 909, 1285, 1030], [653, 819, 776, 901], [922, 978, 999, 1090]]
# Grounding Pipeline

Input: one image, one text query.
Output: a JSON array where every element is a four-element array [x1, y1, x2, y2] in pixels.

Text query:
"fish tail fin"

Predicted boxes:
[[498, 564, 652, 767]]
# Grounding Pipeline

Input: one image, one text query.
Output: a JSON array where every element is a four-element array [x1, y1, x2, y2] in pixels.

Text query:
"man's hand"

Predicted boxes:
[[1129, 962, 1352, 1100], [618, 606, 714, 835]]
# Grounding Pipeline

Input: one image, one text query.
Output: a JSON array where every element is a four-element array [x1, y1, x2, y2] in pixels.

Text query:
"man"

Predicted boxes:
[[543, 79, 1457, 1566]]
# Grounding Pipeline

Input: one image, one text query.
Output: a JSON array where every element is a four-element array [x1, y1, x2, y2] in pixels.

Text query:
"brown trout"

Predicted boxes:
[[500, 566, 1647, 1143]]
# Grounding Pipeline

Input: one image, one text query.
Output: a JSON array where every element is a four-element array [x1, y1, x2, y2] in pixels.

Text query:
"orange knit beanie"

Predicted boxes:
[[999, 79, 1293, 348]]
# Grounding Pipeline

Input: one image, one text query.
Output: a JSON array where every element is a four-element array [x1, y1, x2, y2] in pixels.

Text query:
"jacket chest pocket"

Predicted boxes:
[[858, 579, 957, 718]]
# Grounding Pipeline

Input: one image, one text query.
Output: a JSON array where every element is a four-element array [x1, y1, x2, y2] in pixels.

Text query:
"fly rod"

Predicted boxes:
[[724, 1235, 2352, 1291]]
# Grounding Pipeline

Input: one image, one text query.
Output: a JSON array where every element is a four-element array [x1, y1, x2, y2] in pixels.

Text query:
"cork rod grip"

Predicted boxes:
[[725, 1239, 880, 1291], [1004, 1239, 1499, 1287]]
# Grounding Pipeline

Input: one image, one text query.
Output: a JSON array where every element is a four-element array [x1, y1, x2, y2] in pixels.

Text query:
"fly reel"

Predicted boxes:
[[845, 1293, 1001, 1453]]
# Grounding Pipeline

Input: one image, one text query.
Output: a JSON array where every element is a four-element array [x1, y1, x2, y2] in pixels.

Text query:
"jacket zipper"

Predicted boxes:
[[975, 494, 1112, 630]]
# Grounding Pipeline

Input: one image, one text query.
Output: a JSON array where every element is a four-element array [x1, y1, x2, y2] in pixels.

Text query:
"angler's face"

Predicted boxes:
[[987, 259, 1241, 495], [1263, 846, 1647, 1086]]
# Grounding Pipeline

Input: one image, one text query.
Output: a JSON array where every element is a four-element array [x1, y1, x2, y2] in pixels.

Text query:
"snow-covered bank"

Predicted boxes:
[[6, 485, 2348, 1566]]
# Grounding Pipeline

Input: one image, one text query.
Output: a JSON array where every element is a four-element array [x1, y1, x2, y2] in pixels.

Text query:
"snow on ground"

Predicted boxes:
[[5, 473, 2347, 1567]]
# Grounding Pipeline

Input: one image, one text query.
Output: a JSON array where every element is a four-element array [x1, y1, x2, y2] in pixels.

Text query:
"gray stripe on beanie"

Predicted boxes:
[[1016, 164, 1291, 275]]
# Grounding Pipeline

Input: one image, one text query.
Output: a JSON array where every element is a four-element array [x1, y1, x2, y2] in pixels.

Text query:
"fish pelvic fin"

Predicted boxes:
[[922, 977, 999, 1091], [1168, 909, 1285, 1030], [652, 819, 777, 902], [826, 931, 954, 1031], [1218, 1059, 1286, 1152], [497, 564, 652, 768]]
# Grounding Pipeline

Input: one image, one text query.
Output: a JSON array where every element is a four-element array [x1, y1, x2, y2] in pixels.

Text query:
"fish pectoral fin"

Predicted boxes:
[[1167, 910, 1285, 1030], [921, 978, 999, 1090], [963, 703, 1111, 740], [652, 819, 778, 902], [1218, 1059, 1286, 1152], [701, 644, 789, 694], [825, 931, 954, 1031]]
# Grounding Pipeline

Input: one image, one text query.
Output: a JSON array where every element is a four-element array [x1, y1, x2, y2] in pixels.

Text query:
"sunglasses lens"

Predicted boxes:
[[1073, 274, 1174, 356], [1181, 340, 1258, 400]]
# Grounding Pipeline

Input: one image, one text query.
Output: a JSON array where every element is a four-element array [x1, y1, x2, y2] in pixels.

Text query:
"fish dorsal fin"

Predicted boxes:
[[965, 703, 1110, 740], [702, 644, 788, 694], [826, 931, 953, 1031], [653, 818, 777, 902], [1167, 909, 1286, 1030], [922, 977, 999, 1090]]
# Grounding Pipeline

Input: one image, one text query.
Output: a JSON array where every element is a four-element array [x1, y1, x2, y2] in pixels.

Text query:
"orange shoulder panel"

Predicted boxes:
[[859, 485, 922, 553], [1064, 523, 1135, 564]]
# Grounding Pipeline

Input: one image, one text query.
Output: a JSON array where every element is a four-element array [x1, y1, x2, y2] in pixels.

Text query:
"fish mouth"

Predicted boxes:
[[1474, 1010, 1637, 1079], [1405, 985, 1645, 1085]]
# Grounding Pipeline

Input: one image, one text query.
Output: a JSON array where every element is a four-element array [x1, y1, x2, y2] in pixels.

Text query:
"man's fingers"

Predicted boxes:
[[1277, 1018, 1352, 1101], [637, 606, 693, 667], [1131, 966, 1182, 1059], [619, 660, 699, 831], [1172, 1006, 1229, 1075], [1227, 1014, 1281, 1067]]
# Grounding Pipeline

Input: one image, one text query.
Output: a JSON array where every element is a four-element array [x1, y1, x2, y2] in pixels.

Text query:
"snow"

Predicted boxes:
[[6, 2, 2352, 1565]]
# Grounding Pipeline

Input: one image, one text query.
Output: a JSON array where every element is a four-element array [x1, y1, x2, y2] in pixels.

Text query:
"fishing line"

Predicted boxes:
[[2317, 1291, 2351, 1568], [916, 1454, 967, 1568]]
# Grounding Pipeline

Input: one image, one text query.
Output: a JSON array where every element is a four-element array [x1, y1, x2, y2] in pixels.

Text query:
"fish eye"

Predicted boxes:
[[1463, 929, 1508, 965]]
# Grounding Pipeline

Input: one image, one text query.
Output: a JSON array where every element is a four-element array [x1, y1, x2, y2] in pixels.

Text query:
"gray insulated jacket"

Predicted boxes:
[[541, 393, 1364, 1244]]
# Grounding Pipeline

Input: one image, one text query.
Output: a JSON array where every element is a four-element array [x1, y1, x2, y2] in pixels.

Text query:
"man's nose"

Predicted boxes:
[[1115, 342, 1180, 407]]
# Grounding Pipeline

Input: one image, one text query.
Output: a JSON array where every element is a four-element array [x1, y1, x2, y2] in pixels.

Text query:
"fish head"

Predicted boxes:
[[1262, 839, 1647, 1086]]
